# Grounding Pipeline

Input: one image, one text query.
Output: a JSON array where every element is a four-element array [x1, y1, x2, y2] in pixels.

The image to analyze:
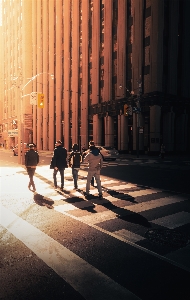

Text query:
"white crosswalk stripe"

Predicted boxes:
[[0, 205, 140, 300]]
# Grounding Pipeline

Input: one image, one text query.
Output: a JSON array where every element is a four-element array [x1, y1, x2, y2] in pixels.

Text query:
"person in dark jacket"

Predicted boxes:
[[50, 140, 67, 190], [25, 144, 39, 192], [68, 143, 82, 189]]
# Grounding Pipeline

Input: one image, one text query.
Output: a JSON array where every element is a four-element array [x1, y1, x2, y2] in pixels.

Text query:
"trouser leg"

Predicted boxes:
[[27, 168, 36, 190], [53, 169, 58, 187], [86, 171, 94, 194], [94, 172, 102, 195], [91, 176, 94, 186], [72, 168, 78, 188], [59, 169, 64, 188]]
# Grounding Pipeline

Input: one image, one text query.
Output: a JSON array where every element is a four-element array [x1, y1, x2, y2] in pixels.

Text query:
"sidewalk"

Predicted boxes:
[[1, 147, 190, 162]]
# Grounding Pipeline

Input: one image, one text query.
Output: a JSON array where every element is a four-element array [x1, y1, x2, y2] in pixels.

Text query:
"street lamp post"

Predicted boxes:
[[12, 71, 54, 164]]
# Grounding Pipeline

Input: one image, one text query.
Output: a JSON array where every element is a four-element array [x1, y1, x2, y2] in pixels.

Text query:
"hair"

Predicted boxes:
[[89, 140, 95, 147], [72, 143, 78, 151], [56, 140, 62, 145]]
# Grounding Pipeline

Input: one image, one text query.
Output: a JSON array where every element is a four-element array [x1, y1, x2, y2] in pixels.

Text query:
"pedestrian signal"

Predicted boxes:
[[38, 93, 44, 108], [124, 104, 128, 116]]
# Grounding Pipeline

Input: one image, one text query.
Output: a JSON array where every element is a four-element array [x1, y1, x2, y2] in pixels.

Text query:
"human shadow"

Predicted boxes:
[[56, 190, 97, 213], [33, 193, 54, 209], [106, 189, 138, 204], [101, 199, 151, 228]]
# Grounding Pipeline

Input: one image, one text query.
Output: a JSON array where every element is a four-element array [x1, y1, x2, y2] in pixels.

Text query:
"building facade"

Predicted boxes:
[[1, 0, 190, 154]]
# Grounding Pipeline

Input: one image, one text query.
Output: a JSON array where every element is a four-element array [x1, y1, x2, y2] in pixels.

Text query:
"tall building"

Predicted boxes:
[[0, 0, 33, 149], [1, 0, 190, 153]]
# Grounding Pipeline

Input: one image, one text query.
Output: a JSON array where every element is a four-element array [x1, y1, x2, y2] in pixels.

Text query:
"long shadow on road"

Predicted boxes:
[[101, 164, 190, 194]]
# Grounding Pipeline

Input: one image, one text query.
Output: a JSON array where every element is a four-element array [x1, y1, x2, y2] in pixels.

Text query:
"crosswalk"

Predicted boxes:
[[1, 164, 190, 300], [33, 165, 190, 272]]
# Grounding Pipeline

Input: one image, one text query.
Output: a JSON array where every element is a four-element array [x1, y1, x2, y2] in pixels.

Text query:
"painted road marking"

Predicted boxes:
[[151, 211, 190, 229], [0, 204, 140, 300], [125, 196, 186, 213]]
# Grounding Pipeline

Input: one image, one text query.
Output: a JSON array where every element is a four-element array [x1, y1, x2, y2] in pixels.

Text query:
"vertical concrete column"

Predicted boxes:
[[42, 0, 48, 150], [163, 110, 175, 152], [132, 0, 144, 91], [103, 0, 112, 101], [117, 0, 127, 98], [92, 0, 101, 144], [92, 0, 100, 106], [81, 0, 89, 149], [71, 0, 79, 144], [63, 1, 71, 151], [118, 114, 128, 151], [55, 0, 62, 141], [103, 1, 113, 147], [150, 0, 164, 91], [37, 0, 42, 150], [168, 1, 179, 95], [48, 0, 55, 151], [32, 0, 37, 145], [93, 115, 102, 146], [22, 0, 33, 144], [150, 105, 161, 152], [104, 116, 114, 146]]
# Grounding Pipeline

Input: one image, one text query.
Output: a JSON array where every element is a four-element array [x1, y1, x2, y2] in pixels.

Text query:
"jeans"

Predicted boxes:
[[86, 170, 102, 195], [27, 167, 36, 188], [53, 168, 64, 188], [72, 168, 79, 188]]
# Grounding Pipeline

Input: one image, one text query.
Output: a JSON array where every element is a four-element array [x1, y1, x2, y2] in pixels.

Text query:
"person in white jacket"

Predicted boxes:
[[83, 142, 103, 198]]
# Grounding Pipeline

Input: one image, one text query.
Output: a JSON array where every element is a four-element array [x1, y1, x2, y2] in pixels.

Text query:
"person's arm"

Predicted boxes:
[[37, 152, 39, 164], [68, 151, 73, 166], [25, 152, 28, 166]]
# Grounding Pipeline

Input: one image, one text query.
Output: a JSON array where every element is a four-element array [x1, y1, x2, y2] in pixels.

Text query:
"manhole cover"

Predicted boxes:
[[145, 228, 190, 248]]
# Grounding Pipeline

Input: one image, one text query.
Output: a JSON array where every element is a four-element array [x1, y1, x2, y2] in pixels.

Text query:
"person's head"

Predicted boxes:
[[55, 140, 62, 147], [72, 143, 78, 151], [89, 141, 95, 147], [29, 144, 34, 149]]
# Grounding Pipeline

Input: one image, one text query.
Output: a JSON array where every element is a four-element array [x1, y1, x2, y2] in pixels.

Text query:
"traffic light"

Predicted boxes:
[[124, 104, 128, 116], [37, 93, 44, 108]]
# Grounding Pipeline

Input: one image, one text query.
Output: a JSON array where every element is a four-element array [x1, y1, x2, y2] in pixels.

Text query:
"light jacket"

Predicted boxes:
[[83, 148, 103, 171]]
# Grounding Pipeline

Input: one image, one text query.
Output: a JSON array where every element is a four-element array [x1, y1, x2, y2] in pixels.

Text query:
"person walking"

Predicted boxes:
[[25, 144, 39, 192], [50, 140, 67, 191], [83, 141, 103, 198], [68, 143, 82, 189]]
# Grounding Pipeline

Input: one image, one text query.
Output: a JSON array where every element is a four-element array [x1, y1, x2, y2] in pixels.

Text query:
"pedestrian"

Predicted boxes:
[[25, 143, 39, 192], [50, 140, 67, 191], [83, 141, 103, 198], [160, 143, 165, 159], [88, 141, 102, 187], [68, 143, 82, 189]]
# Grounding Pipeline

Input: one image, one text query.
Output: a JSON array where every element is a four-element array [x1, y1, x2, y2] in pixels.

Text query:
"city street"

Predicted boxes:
[[0, 149, 190, 300]]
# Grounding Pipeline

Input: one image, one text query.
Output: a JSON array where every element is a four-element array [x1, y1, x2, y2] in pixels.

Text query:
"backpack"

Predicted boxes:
[[69, 151, 81, 168]]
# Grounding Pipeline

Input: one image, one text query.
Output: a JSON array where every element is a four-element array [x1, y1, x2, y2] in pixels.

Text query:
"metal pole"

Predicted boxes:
[[17, 68, 25, 165]]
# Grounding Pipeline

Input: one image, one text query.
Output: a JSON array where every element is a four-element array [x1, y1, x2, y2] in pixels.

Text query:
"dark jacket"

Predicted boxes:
[[50, 145, 67, 169], [25, 149, 39, 167], [69, 151, 82, 168]]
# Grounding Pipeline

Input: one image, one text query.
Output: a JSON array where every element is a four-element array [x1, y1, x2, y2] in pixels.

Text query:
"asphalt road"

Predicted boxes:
[[0, 150, 190, 300]]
